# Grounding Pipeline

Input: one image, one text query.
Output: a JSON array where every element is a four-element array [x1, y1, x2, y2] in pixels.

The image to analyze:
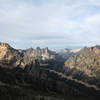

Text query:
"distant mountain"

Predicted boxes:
[[23, 47, 58, 61], [64, 45, 100, 87], [21, 47, 65, 71], [56, 48, 81, 59]]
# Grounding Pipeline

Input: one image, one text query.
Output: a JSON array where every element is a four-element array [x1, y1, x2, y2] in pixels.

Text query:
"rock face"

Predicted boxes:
[[0, 43, 22, 67], [0, 42, 100, 99], [64, 45, 100, 87], [23, 47, 58, 62], [19, 47, 65, 71], [0, 42, 64, 70]]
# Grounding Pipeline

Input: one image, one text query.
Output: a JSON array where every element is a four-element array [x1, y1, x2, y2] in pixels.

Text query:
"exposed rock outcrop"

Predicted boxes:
[[0, 42, 64, 70], [0, 42, 22, 68], [64, 45, 100, 87]]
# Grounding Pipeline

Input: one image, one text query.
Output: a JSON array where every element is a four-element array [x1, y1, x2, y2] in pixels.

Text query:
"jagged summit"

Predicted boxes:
[[0, 42, 63, 69], [0, 42, 12, 49], [0, 42, 9, 46], [95, 45, 100, 49], [89, 45, 100, 50], [0, 42, 21, 67], [64, 45, 100, 77]]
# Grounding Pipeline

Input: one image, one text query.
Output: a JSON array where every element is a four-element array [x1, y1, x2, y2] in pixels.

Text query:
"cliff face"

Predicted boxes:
[[19, 47, 64, 71], [0, 43, 63, 70], [64, 45, 100, 87], [0, 43, 22, 67], [23, 47, 59, 61]]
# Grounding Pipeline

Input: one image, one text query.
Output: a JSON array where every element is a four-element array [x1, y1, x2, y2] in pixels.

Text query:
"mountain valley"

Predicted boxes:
[[0, 42, 100, 100]]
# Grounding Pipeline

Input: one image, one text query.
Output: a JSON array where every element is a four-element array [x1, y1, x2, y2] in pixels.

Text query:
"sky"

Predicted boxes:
[[0, 0, 100, 49]]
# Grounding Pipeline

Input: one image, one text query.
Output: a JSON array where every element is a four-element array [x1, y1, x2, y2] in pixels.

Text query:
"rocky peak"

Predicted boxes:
[[0, 42, 13, 60], [0, 42, 12, 50], [64, 45, 100, 78], [95, 45, 100, 49], [0, 42, 9, 46], [88, 45, 100, 54], [0, 42, 21, 67]]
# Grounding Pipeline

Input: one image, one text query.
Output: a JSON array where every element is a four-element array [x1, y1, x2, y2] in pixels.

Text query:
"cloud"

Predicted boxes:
[[0, 0, 100, 49], [85, 13, 100, 24]]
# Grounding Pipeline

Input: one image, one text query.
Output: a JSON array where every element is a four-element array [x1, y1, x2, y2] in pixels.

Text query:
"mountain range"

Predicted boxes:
[[64, 45, 100, 88], [0, 42, 100, 100]]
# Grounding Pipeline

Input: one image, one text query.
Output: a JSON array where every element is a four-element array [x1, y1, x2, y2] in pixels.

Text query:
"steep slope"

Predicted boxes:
[[0, 43, 22, 67], [23, 47, 57, 62], [22, 47, 65, 71], [0, 61, 99, 100], [0, 42, 64, 70], [64, 45, 100, 87]]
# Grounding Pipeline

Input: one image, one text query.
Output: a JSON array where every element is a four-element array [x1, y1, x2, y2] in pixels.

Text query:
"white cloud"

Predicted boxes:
[[0, 0, 100, 49], [85, 13, 100, 24]]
